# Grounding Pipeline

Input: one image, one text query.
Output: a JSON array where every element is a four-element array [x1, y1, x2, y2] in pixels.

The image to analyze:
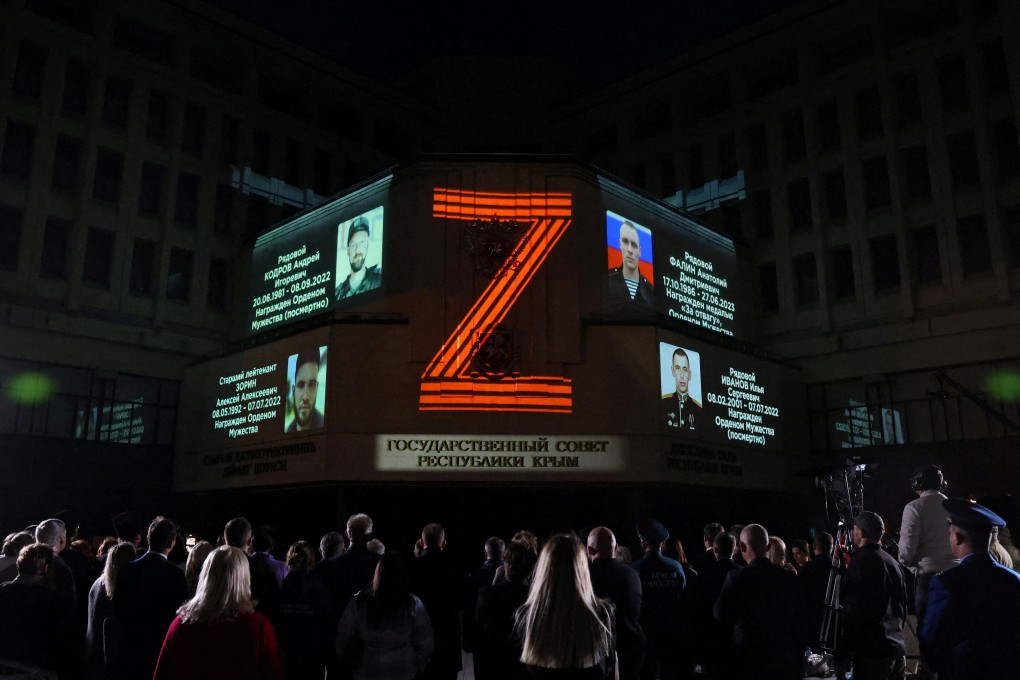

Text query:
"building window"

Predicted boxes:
[[61, 58, 90, 117], [817, 100, 841, 152], [92, 148, 124, 203], [102, 76, 132, 129], [759, 262, 779, 312], [129, 239, 156, 295], [181, 103, 207, 157], [855, 87, 883, 141], [946, 130, 980, 189], [992, 117, 1020, 177], [284, 139, 302, 186], [174, 173, 200, 225], [909, 224, 941, 284], [754, 189, 773, 240], [659, 154, 675, 198], [207, 257, 228, 309], [957, 214, 992, 276], [1, 120, 36, 180], [722, 203, 741, 240], [782, 110, 806, 160], [138, 163, 164, 216], [166, 248, 193, 301], [824, 169, 847, 221], [870, 234, 900, 292], [82, 227, 115, 286], [251, 128, 271, 175], [12, 42, 48, 100], [0, 205, 23, 271], [937, 54, 970, 114], [719, 134, 737, 178], [794, 254, 819, 306], [899, 145, 931, 201], [220, 116, 239, 165], [862, 156, 892, 212], [245, 195, 268, 238], [829, 245, 855, 298], [687, 143, 704, 187], [982, 39, 1010, 98], [51, 135, 82, 192], [892, 72, 922, 130], [213, 184, 233, 235], [40, 217, 71, 279], [313, 150, 331, 196], [147, 90, 169, 144], [746, 122, 768, 171], [788, 178, 812, 231]]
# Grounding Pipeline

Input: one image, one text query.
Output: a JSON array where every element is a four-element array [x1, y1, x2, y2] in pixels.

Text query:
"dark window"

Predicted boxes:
[[937, 54, 970, 114], [138, 163, 164, 215], [166, 248, 193, 301], [219, 116, 239, 166], [893, 72, 922, 130], [722, 203, 741, 239], [13, 42, 47, 100], [746, 53, 799, 99], [659, 154, 675, 198], [61, 58, 90, 116], [51, 135, 82, 192], [313, 150, 331, 196], [0, 205, 23, 271], [900, 145, 931, 201], [257, 73, 308, 120], [146, 90, 169, 143], [909, 224, 941, 283], [213, 184, 233, 235], [251, 128, 271, 175], [816, 27, 873, 76], [855, 87, 883, 141], [982, 40, 1010, 98], [829, 245, 855, 298], [794, 254, 819, 305], [788, 178, 813, 231], [754, 189, 773, 240], [782, 110, 806, 160], [174, 172, 200, 225], [1001, 206, 1020, 268], [863, 156, 892, 211], [207, 257, 228, 309], [82, 227, 115, 286], [102, 76, 132, 129], [180, 103, 206, 157], [688, 143, 704, 187], [870, 234, 900, 292], [111, 16, 173, 66], [40, 217, 71, 279], [719, 134, 737, 178], [1, 120, 36, 180], [824, 169, 847, 221], [817, 101, 841, 152], [946, 130, 980, 189], [957, 214, 992, 276], [682, 77, 731, 124], [759, 262, 779, 312], [129, 239, 156, 295], [746, 122, 768, 171], [190, 48, 243, 94], [992, 117, 1020, 177], [245, 195, 268, 238], [284, 139, 302, 186], [92, 148, 123, 202]]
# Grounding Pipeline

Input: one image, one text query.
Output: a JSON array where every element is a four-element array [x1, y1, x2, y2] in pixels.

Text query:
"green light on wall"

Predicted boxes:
[[986, 371, 1020, 401], [5, 372, 57, 404]]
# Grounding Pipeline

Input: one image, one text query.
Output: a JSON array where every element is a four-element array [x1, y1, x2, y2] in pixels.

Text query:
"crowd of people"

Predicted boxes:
[[1, 471, 1018, 680]]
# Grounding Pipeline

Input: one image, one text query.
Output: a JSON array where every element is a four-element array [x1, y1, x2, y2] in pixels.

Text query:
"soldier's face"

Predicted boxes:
[[348, 231, 369, 273], [672, 354, 691, 396], [619, 225, 641, 275], [293, 361, 319, 427]]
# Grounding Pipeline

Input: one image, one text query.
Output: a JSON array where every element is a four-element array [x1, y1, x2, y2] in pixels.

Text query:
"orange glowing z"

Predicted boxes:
[[420, 189, 573, 413]]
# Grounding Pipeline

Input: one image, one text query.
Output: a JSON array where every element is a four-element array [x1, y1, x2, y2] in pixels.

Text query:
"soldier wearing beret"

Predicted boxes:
[[919, 498, 1020, 679]]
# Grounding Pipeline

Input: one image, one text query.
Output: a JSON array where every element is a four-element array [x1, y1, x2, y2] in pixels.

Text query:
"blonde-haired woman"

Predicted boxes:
[[153, 546, 282, 680], [184, 540, 215, 594], [514, 533, 617, 678]]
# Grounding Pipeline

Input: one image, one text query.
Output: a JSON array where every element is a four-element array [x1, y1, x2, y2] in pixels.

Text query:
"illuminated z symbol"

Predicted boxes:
[[419, 189, 573, 413]]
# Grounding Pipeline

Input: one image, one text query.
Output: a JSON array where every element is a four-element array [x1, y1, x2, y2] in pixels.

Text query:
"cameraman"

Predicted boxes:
[[896, 465, 957, 679]]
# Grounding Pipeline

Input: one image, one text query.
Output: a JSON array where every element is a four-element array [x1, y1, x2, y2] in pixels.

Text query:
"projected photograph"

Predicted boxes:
[[284, 346, 327, 433], [335, 206, 384, 301], [606, 211, 654, 307], [659, 342, 703, 432], [881, 407, 904, 445]]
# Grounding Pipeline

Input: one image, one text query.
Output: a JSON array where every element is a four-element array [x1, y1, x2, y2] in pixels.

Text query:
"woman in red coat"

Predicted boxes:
[[153, 545, 283, 680]]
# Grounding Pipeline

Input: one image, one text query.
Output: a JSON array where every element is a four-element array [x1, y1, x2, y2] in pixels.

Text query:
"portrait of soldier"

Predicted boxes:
[[286, 347, 324, 433], [662, 346, 701, 430], [335, 215, 382, 300], [607, 219, 654, 307]]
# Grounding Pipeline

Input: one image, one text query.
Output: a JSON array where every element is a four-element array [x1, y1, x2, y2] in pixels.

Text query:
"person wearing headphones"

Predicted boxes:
[[897, 465, 957, 679]]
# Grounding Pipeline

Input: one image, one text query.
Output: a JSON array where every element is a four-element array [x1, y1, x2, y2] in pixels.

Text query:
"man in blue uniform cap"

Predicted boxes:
[[632, 519, 686, 680], [919, 497, 1020, 680]]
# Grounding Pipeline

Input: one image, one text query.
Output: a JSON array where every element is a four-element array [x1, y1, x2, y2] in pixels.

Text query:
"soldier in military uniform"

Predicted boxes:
[[335, 216, 382, 300], [662, 347, 701, 430], [608, 220, 654, 306], [632, 519, 686, 680]]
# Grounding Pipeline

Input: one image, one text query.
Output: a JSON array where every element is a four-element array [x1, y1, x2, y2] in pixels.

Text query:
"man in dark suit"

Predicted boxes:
[[223, 517, 281, 622], [800, 531, 835, 650], [588, 526, 644, 680], [714, 524, 804, 680], [919, 498, 1020, 679], [694, 531, 742, 677], [474, 541, 536, 680], [113, 516, 189, 680], [412, 523, 462, 680], [463, 536, 504, 655]]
